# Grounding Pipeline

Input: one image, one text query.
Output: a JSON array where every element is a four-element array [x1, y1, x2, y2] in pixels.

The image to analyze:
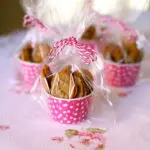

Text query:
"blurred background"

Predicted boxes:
[[0, 0, 24, 35], [0, 0, 149, 35]]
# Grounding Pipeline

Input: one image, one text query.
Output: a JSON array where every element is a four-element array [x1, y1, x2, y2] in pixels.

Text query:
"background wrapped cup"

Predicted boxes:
[[18, 57, 41, 84], [104, 60, 141, 87], [17, 54, 55, 85], [47, 94, 93, 124], [98, 17, 142, 88]]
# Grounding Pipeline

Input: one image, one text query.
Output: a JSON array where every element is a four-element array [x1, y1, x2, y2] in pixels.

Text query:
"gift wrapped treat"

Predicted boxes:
[[18, 42, 51, 84], [20, 0, 115, 127], [40, 64, 94, 124], [102, 36, 143, 88], [11, 0, 60, 93], [94, 16, 147, 96], [10, 26, 53, 95], [37, 41, 114, 125]]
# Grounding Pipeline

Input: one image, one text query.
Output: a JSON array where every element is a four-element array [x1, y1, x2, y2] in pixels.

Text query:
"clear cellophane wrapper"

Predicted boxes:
[[93, 16, 150, 103], [30, 43, 116, 128], [10, 0, 65, 94], [10, 27, 54, 94], [24, 2, 116, 129]]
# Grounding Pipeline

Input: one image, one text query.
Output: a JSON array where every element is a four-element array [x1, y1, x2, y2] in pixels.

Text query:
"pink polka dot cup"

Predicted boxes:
[[47, 94, 93, 124], [104, 61, 141, 88], [18, 57, 42, 85]]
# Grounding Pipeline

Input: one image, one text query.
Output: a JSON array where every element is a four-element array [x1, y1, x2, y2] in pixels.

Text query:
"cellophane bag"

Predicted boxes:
[[10, 0, 67, 93], [9, 0, 64, 93], [10, 25, 55, 93], [27, 1, 116, 131], [92, 15, 150, 103]]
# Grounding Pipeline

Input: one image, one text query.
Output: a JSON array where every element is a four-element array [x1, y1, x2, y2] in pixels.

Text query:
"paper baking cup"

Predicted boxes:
[[47, 94, 93, 124], [104, 61, 141, 88], [18, 58, 41, 84]]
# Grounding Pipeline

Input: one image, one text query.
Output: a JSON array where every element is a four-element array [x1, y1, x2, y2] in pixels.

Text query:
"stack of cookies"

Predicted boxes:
[[19, 43, 51, 63], [102, 39, 143, 64], [102, 38, 143, 88], [41, 65, 94, 99]]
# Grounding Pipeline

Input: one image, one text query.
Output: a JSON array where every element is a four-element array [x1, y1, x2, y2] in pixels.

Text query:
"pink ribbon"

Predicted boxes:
[[49, 36, 97, 65]]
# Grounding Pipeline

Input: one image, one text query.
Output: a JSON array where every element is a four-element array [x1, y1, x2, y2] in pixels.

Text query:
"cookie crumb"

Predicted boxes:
[[51, 137, 64, 143]]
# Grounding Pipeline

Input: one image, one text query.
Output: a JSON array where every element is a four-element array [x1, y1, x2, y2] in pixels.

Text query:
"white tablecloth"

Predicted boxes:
[[1, 14, 150, 149]]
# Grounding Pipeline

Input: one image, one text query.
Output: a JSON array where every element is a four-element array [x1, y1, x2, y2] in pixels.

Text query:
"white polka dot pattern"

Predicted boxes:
[[20, 61, 41, 84], [104, 61, 141, 87], [48, 95, 92, 124]]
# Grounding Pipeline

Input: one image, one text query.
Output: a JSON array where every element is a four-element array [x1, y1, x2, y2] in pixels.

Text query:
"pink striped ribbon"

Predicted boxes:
[[48, 36, 97, 65]]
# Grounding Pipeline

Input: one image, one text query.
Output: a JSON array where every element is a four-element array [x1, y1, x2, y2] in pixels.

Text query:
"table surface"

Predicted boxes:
[[1, 13, 150, 149]]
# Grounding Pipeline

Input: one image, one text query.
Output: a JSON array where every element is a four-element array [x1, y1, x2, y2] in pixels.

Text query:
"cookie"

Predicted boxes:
[[41, 64, 53, 93], [41, 64, 52, 77], [80, 69, 93, 93], [81, 25, 97, 41], [80, 69, 94, 81], [20, 43, 51, 63], [20, 43, 33, 62], [69, 74, 78, 98], [51, 66, 77, 99], [32, 44, 51, 63], [42, 65, 53, 85], [43, 66, 93, 98], [72, 71, 89, 98], [59, 65, 72, 74], [127, 49, 143, 63], [102, 43, 116, 58], [32, 44, 43, 63], [122, 39, 143, 63], [50, 74, 60, 97], [110, 46, 125, 63], [122, 39, 137, 53], [102, 43, 124, 63]]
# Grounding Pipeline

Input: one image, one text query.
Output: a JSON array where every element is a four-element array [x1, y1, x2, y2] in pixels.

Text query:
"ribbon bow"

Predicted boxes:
[[49, 36, 98, 65]]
